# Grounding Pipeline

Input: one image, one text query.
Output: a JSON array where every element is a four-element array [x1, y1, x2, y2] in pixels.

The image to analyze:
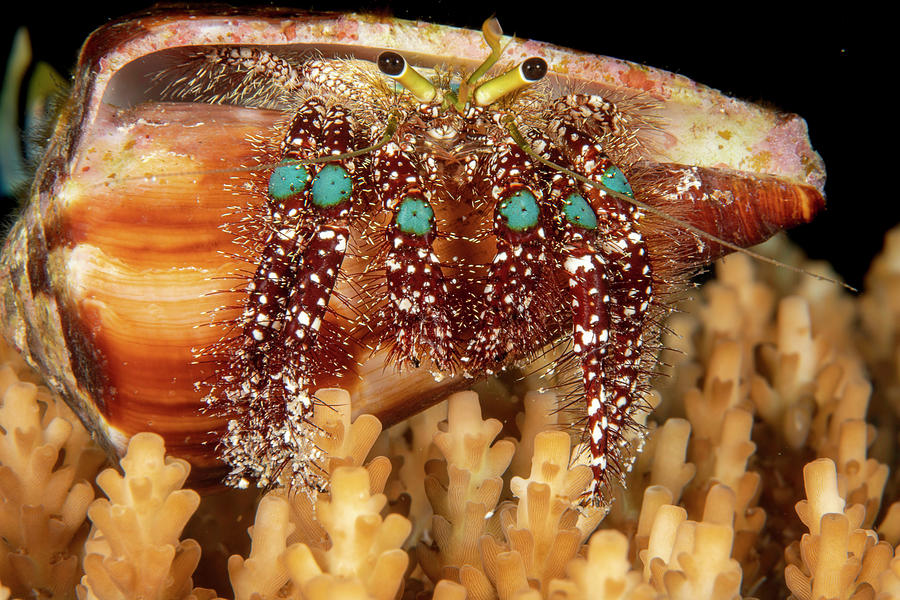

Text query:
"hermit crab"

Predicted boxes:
[[0, 7, 825, 506]]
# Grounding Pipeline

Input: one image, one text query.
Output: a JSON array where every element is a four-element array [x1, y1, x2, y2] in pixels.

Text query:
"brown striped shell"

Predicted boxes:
[[0, 7, 825, 486]]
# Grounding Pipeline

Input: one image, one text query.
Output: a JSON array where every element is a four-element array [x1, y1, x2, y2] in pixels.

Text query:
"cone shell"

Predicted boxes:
[[0, 7, 825, 485]]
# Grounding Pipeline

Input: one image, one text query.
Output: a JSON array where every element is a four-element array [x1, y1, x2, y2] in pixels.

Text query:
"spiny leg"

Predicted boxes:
[[220, 104, 362, 489], [201, 97, 323, 421], [160, 46, 305, 106], [548, 117, 653, 504], [370, 137, 456, 371], [554, 186, 614, 504], [550, 94, 628, 137], [465, 141, 564, 373], [240, 98, 325, 381]]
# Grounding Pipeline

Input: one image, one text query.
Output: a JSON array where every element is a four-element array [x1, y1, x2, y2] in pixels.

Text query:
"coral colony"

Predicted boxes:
[[3, 242, 900, 598]]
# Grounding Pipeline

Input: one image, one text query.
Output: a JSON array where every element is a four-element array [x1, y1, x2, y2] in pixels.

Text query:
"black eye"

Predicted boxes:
[[377, 51, 406, 76], [521, 57, 548, 82]]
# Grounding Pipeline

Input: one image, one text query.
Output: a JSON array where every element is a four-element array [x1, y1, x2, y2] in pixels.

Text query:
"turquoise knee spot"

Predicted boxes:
[[499, 190, 539, 231], [311, 164, 352, 208], [268, 162, 310, 200], [562, 193, 597, 229], [602, 165, 634, 198], [396, 196, 434, 236]]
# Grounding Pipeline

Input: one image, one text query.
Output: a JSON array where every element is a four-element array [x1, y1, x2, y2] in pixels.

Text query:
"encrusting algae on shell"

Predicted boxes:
[[3, 228, 900, 599]]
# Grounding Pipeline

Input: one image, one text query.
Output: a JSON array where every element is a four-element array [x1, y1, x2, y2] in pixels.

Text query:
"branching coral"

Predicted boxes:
[[227, 467, 410, 600], [0, 358, 105, 599], [77, 432, 207, 600], [479, 430, 603, 596], [226, 390, 411, 600], [416, 391, 516, 583], [4, 230, 900, 600], [784, 458, 894, 600]]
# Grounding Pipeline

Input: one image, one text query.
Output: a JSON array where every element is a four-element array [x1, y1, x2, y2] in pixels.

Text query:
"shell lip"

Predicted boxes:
[[32, 7, 825, 205]]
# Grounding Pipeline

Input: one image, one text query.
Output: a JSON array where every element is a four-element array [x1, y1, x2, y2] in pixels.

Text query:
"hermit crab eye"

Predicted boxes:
[[520, 57, 548, 82], [377, 51, 406, 76], [376, 50, 437, 103], [473, 57, 548, 106]]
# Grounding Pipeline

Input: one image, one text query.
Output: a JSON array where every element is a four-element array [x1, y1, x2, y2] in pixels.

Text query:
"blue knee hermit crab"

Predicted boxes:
[[0, 7, 825, 505]]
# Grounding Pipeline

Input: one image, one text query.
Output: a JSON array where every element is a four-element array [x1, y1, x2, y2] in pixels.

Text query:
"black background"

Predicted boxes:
[[1, 2, 881, 290]]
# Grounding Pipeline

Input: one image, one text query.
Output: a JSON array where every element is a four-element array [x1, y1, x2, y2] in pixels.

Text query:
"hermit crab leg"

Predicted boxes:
[[216, 103, 361, 489], [238, 99, 324, 382], [369, 137, 456, 371], [554, 193, 614, 504], [548, 117, 653, 504], [276, 104, 359, 392], [199, 97, 323, 418], [160, 46, 304, 106], [465, 141, 563, 373]]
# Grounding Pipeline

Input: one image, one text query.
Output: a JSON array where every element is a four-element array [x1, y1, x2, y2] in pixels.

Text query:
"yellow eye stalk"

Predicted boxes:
[[377, 17, 548, 110], [377, 51, 438, 103], [472, 57, 547, 106]]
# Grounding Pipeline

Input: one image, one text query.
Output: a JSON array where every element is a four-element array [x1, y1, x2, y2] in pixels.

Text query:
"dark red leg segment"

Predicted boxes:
[[370, 138, 456, 371], [466, 142, 563, 373], [548, 116, 653, 504]]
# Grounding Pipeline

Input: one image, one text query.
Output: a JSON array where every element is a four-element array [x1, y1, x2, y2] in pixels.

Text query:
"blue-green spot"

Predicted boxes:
[[268, 162, 310, 200], [396, 196, 434, 236], [562, 193, 597, 229], [602, 165, 634, 198], [311, 164, 352, 208], [498, 190, 539, 231]]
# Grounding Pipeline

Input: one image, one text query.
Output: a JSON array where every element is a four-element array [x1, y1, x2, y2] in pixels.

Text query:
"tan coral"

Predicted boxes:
[[417, 391, 515, 582], [508, 392, 562, 484], [385, 398, 447, 543], [878, 502, 900, 547], [785, 458, 894, 600], [229, 466, 411, 600], [546, 530, 655, 600], [284, 388, 389, 550], [875, 556, 900, 599], [696, 254, 776, 366], [645, 419, 695, 505], [77, 432, 206, 600], [640, 496, 743, 600], [834, 419, 889, 529], [0, 364, 105, 599], [228, 493, 294, 600], [476, 431, 603, 596]]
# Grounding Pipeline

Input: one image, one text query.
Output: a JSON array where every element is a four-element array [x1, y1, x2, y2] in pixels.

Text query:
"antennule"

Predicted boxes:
[[466, 17, 504, 87]]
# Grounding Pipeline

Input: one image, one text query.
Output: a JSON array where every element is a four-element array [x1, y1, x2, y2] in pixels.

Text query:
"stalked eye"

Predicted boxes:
[[562, 193, 598, 229], [498, 190, 540, 231], [268, 161, 310, 200], [310, 164, 352, 207], [377, 51, 406, 77], [473, 57, 549, 106], [520, 57, 548, 82], [376, 51, 437, 103]]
